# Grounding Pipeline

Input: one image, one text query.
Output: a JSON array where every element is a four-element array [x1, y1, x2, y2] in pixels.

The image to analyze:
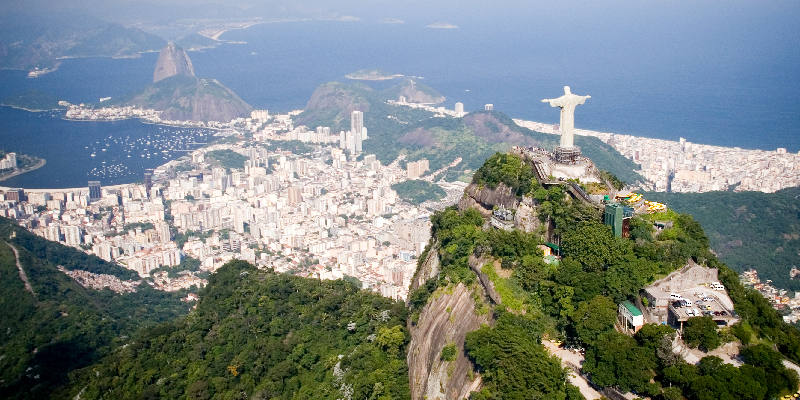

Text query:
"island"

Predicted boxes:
[[427, 22, 459, 29], [0, 150, 45, 182], [345, 68, 401, 81]]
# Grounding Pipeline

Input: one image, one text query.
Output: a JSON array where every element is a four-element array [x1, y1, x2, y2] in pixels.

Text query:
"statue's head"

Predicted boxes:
[[564, 86, 572, 94]]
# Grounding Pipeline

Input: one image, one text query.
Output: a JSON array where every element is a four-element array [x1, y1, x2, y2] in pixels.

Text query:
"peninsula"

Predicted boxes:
[[1, 89, 68, 112], [0, 151, 45, 183]]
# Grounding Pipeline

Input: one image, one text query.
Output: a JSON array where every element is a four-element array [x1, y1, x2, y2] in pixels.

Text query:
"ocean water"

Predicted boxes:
[[0, 106, 214, 189], [0, 2, 798, 188]]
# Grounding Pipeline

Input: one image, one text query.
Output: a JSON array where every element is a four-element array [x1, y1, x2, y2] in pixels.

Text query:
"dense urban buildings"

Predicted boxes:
[[0, 113, 445, 299]]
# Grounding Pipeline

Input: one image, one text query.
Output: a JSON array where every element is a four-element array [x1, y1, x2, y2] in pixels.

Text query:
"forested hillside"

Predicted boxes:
[[0, 218, 190, 399], [64, 260, 410, 400], [408, 152, 800, 399], [647, 186, 800, 291]]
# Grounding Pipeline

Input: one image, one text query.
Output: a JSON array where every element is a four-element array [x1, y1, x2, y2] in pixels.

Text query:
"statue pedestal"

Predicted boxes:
[[554, 146, 581, 164]]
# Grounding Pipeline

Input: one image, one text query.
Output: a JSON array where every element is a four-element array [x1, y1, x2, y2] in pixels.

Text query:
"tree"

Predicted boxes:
[[572, 295, 617, 346], [683, 316, 721, 351], [465, 312, 572, 399], [562, 220, 631, 272], [376, 325, 405, 356], [634, 323, 676, 350], [583, 331, 657, 393]]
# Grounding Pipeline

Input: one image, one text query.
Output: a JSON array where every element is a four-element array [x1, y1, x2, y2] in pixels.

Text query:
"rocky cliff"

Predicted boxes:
[[407, 282, 489, 400], [407, 244, 500, 400], [458, 182, 520, 218], [458, 183, 544, 233], [153, 43, 195, 83]]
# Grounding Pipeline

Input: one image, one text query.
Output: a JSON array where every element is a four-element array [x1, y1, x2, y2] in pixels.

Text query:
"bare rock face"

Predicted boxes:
[[458, 182, 520, 218], [514, 197, 543, 233], [410, 244, 440, 292], [407, 283, 489, 400], [153, 43, 195, 83]]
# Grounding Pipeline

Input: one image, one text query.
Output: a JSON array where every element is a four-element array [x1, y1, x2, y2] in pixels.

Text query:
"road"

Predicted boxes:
[[543, 340, 603, 400], [5, 241, 34, 296]]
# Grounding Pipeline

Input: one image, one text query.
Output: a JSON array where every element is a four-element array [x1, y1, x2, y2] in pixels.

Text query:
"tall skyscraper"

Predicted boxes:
[[455, 102, 464, 114], [351, 111, 363, 138], [88, 181, 102, 202], [144, 169, 154, 197]]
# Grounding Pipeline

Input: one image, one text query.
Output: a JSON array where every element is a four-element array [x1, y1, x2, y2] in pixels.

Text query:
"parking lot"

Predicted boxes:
[[667, 284, 738, 327]]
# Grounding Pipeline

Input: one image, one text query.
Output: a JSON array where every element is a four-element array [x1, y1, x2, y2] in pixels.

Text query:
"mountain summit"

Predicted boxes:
[[153, 43, 195, 83]]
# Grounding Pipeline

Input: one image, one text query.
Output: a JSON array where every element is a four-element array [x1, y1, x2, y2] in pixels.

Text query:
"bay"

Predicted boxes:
[[0, 1, 798, 189]]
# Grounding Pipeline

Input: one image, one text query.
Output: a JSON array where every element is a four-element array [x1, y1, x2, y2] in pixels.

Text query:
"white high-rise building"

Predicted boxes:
[[62, 225, 82, 246], [455, 102, 464, 115], [485, 104, 493, 111], [355, 129, 362, 153], [351, 111, 363, 136]]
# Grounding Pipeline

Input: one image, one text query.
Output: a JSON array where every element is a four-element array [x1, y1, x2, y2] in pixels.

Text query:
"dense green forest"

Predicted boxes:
[[0, 218, 190, 399], [407, 153, 800, 399], [391, 180, 447, 205], [647, 186, 800, 291], [64, 260, 410, 400], [205, 149, 249, 171], [258, 140, 315, 156], [293, 81, 643, 184], [1, 89, 67, 111]]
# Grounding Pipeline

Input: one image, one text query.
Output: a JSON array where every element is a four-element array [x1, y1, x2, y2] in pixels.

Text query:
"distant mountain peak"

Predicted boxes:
[[153, 43, 195, 83]]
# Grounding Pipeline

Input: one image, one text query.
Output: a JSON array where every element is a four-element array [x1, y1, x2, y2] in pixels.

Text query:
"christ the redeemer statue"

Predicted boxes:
[[542, 86, 590, 148]]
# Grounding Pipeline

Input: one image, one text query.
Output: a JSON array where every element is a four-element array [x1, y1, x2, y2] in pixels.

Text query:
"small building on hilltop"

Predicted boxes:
[[619, 300, 644, 333]]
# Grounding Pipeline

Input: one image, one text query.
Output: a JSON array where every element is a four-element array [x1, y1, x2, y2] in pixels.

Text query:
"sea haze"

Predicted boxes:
[[0, 1, 798, 189]]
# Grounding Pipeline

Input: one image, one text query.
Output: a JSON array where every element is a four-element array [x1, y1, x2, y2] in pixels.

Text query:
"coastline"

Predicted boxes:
[[205, 17, 359, 41], [2, 104, 65, 113], [0, 158, 46, 184]]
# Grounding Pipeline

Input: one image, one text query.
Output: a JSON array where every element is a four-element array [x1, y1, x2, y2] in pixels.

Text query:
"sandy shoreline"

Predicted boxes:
[[0, 158, 47, 184]]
